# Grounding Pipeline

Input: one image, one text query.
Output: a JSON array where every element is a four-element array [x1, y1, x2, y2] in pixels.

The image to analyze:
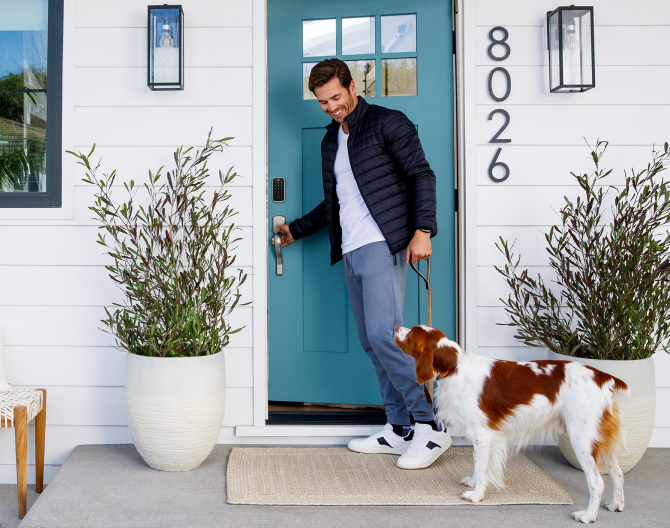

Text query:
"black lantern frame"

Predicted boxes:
[[148, 5, 184, 91], [547, 6, 595, 93]]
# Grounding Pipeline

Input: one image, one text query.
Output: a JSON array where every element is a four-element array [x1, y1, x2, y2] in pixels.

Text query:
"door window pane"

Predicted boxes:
[[381, 14, 416, 53], [303, 19, 336, 57], [382, 58, 417, 97], [0, 0, 49, 193], [342, 17, 375, 55], [345, 60, 376, 98], [303, 62, 317, 100]]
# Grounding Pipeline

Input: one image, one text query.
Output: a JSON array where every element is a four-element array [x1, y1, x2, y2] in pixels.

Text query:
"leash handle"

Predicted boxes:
[[410, 258, 433, 400]]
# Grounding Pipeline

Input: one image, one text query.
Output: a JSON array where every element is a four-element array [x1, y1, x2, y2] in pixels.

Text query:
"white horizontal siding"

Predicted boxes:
[[75, 28, 253, 68], [476, 26, 670, 67], [73, 107, 253, 146], [5, 346, 252, 388], [0, 265, 252, 309], [0, 306, 252, 348], [475, 0, 670, 27], [75, 67, 253, 107], [75, 0, 253, 28], [475, 145, 655, 186], [476, 106, 670, 146], [69, 145, 253, 187], [471, 0, 670, 448], [0, 226, 253, 262], [477, 66, 670, 106]]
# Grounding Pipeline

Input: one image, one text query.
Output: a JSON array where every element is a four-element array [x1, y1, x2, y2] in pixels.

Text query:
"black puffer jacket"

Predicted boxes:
[[289, 97, 437, 265]]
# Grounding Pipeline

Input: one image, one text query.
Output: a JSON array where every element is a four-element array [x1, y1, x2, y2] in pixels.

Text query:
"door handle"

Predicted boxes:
[[272, 215, 286, 276]]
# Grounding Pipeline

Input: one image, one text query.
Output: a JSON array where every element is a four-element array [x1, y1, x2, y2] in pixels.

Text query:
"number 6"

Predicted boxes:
[[488, 148, 510, 183]]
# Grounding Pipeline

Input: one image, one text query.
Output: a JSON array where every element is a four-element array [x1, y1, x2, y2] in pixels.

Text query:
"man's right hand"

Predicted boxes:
[[274, 223, 295, 247]]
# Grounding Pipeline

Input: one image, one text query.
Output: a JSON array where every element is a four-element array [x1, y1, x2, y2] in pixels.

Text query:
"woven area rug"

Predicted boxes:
[[226, 447, 573, 506]]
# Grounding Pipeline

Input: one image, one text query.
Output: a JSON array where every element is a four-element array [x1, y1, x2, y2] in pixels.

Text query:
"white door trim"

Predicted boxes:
[[251, 0, 269, 427]]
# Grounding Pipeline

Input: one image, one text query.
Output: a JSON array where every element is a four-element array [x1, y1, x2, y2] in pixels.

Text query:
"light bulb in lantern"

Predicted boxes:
[[565, 21, 578, 50], [159, 24, 173, 48]]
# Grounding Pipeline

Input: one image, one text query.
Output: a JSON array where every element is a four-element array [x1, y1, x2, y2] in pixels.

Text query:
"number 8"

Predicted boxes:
[[487, 26, 510, 61]]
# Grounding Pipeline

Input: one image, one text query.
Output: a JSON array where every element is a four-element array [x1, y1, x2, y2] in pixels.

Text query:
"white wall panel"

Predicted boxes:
[[476, 105, 670, 146], [75, 0, 253, 28], [478, 226, 551, 267], [655, 352, 670, 388], [222, 388, 253, 426], [477, 66, 670, 106], [5, 346, 126, 387], [476, 0, 670, 27], [70, 146, 253, 188], [476, 145, 655, 187], [478, 266, 555, 307], [73, 107, 252, 147], [75, 67, 252, 107], [0, 265, 252, 307], [477, 346, 549, 362], [478, 307, 518, 347], [476, 26, 670, 67], [0, 305, 252, 347], [649, 429, 670, 448], [75, 27, 252, 68], [68, 185, 253, 227]]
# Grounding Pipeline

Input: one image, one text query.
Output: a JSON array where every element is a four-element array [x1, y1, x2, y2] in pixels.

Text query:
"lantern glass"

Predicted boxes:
[[547, 6, 594, 93], [148, 5, 184, 90]]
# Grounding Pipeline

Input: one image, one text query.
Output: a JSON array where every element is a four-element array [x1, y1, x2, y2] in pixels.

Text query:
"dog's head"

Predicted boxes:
[[394, 325, 461, 384]]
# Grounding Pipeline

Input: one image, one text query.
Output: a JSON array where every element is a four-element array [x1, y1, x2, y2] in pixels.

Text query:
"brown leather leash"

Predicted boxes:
[[409, 258, 433, 402]]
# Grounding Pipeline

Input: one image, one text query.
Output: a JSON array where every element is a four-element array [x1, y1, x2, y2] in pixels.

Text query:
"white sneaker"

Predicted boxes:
[[347, 424, 411, 455], [397, 422, 452, 469]]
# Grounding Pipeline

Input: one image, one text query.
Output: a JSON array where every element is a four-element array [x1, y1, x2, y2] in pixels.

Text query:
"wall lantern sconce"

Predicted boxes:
[[148, 5, 184, 90], [547, 6, 595, 92]]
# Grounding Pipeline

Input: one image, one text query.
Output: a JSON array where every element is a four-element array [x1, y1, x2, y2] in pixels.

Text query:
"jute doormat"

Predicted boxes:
[[226, 447, 573, 506]]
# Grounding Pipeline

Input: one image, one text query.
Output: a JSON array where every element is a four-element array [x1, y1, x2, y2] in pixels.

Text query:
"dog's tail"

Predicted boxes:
[[592, 401, 628, 464], [607, 375, 630, 398]]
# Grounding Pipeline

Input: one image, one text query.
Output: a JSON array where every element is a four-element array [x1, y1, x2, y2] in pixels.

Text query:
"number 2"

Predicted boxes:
[[488, 109, 511, 143]]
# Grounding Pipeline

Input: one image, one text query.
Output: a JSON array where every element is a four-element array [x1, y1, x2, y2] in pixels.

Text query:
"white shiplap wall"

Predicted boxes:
[[0, 0, 262, 483], [466, 0, 670, 447]]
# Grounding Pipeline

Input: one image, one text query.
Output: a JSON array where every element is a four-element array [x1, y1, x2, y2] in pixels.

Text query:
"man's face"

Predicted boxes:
[[313, 77, 357, 124]]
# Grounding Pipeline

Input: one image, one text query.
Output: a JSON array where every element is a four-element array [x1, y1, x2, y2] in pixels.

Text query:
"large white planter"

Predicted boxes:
[[548, 351, 655, 474], [125, 352, 226, 471]]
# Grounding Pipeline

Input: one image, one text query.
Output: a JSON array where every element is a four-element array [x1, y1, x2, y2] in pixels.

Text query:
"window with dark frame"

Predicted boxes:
[[0, 0, 63, 208]]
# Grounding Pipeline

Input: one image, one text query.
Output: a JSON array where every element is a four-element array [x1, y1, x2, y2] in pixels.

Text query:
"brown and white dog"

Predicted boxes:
[[395, 325, 629, 524]]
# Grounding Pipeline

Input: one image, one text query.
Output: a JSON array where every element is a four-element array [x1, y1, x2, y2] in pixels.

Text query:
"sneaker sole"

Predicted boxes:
[[347, 445, 407, 455], [396, 436, 453, 469]]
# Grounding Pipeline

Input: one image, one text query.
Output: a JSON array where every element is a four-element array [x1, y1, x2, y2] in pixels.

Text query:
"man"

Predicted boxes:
[[275, 59, 451, 470]]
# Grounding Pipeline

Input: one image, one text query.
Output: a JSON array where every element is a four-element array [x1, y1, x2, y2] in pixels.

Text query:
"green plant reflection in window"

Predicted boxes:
[[0, 0, 49, 193]]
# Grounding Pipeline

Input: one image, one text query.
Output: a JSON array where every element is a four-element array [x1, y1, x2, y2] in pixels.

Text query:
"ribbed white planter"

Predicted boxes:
[[125, 352, 226, 472], [548, 351, 655, 474]]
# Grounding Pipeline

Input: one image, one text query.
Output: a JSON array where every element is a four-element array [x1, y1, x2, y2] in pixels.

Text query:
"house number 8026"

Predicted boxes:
[[487, 27, 511, 183]]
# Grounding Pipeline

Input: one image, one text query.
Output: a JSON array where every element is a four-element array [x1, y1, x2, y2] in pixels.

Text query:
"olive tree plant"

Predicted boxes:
[[68, 130, 247, 357], [496, 141, 670, 361]]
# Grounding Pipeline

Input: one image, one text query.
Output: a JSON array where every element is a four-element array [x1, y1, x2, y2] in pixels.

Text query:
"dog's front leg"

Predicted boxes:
[[461, 435, 490, 503]]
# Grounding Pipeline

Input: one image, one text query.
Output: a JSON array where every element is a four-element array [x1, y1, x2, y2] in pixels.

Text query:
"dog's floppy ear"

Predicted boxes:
[[431, 335, 460, 378], [414, 342, 435, 385]]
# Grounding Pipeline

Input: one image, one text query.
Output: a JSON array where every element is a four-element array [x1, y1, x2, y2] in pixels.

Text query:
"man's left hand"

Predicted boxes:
[[406, 230, 432, 264]]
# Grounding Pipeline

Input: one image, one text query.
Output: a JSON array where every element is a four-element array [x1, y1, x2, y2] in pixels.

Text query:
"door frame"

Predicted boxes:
[[248, 0, 471, 430]]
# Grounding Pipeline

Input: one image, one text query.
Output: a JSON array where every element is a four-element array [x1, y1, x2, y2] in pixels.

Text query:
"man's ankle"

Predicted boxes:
[[391, 424, 412, 437], [415, 419, 438, 431]]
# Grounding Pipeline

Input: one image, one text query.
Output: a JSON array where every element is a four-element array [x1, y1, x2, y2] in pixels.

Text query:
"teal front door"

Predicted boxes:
[[268, 0, 455, 405]]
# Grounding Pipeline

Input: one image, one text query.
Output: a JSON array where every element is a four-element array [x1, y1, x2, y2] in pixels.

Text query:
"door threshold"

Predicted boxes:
[[235, 424, 384, 437], [267, 409, 386, 426]]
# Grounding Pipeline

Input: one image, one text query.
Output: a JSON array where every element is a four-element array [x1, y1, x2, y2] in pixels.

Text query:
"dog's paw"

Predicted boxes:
[[571, 510, 597, 523], [605, 500, 625, 512], [461, 490, 484, 503], [460, 476, 476, 488]]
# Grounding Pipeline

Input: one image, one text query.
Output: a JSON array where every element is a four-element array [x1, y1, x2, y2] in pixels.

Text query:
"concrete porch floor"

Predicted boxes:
[[2, 445, 667, 527]]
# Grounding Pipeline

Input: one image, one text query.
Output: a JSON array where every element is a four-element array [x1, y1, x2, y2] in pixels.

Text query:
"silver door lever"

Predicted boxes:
[[272, 215, 286, 276]]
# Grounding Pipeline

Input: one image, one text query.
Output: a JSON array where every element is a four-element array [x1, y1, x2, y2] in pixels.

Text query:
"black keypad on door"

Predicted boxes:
[[272, 177, 285, 203]]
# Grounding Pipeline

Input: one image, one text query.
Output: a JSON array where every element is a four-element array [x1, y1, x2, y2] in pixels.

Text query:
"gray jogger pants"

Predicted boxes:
[[343, 241, 434, 425]]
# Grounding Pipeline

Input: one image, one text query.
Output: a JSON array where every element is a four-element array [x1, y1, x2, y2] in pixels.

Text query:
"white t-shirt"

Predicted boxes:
[[334, 125, 385, 254]]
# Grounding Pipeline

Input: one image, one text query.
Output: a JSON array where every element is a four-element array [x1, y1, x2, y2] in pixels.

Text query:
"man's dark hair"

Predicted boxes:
[[308, 58, 353, 94]]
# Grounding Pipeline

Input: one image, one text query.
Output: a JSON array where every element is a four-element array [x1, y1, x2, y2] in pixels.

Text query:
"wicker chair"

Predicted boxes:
[[0, 388, 46, 518]]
